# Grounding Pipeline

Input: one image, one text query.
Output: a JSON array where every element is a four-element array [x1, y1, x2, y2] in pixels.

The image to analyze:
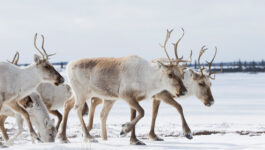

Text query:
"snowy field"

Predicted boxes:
[[2, 72, 265, 150]]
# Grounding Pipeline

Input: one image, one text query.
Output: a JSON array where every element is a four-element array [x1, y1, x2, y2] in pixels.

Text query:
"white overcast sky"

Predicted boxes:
[[0, 0, 265, 63]]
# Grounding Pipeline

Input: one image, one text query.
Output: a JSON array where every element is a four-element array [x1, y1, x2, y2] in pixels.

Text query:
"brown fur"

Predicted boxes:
[[73, 57, 124, 70], [19, 96, 33, 108]]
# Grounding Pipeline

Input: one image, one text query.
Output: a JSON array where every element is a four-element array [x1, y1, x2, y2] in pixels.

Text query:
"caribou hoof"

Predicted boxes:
[[0, 142, 8, 148], [120, 123, 131, 137], [120, 130, 127, 137], [185, 133, 193, 140], [36, 137, 43, 143], [59, 138, 70, 144], [0, 145, 8, 148], [150, 136, 164, 141], [84, 137, 98, 143], [130, 139, 146, 145], [57, 135, 71, 143], [6, 139, 15, 146]]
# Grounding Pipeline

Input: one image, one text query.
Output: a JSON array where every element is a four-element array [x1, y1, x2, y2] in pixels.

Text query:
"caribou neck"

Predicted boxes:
[[148, 63, 172, 97], [17, 64, 42, 96], [183, 70, 194, 97]]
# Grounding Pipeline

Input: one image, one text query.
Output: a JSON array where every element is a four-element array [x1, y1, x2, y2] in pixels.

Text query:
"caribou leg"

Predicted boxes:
[[6, 101, 41, 143], [0, 115, 9, 141], [49, 110, 62, 131], [148, 99, 164, 141], [57, 96, 74, 143], [87, 98, 103, 131], [99, 100, 115, 140], [155, 91, 192, 139], [120, 98, 144, 138], [6, 114, 24, 145], [130, 109, 145, 145], [75, 95, 97, 143]]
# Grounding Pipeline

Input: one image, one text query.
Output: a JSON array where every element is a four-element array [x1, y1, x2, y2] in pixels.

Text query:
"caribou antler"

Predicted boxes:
[[13, 51, 20, 65], [8, 52, 20, 65], [34, 33, 55, 60], [172, 28, 184, 62], [160, 29, 173, 65], [206, 47, 222, 80], [41, 34, 56, 59], [198, 45, 208, 76], [172, 28, 193, 65], [34, 33, 45, 59]]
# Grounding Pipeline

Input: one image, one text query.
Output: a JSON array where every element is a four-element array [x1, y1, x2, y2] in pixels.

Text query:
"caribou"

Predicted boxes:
[[149, 45, 221, 141], [57, 29, 190, 145], [0, 33, 64, 143], [83, 29, 221, 144], [0, 92, 57, 145], [86, 47, 221, 143], [0, 39, 89, 145], [0, 52, 56, 145]]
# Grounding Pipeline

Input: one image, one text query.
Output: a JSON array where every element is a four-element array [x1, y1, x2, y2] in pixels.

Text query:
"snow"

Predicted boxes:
[[2, 72, 265, 149]]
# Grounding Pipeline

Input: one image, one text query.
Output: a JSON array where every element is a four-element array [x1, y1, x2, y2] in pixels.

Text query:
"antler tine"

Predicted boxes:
[[10, 52, 18, 64], [160, 29, 173, 64], [14, 52, 20, 65], [34, 33, 45, 59], [198, 45, 208, 76], [172, 28, 184, 64], [182, 50, 193, 63], [41, 34, 56, 59], [189, 50, 192, 62], [206, 47, 221, 80]]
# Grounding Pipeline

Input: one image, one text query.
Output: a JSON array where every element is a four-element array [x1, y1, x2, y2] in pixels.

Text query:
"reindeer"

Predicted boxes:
[[0, 33, 64, 143], [0, 49, 88, 145], [86, 45, 221, 143], [0, 52, 56, 145], [57, 29, 190, 145], [149, 46, 221, 141], [0, 93, 57, 145], [84, 28, 189, 143]]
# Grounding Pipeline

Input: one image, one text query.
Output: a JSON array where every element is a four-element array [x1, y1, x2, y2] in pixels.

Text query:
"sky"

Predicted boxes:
[[0, 0, 264, 63]]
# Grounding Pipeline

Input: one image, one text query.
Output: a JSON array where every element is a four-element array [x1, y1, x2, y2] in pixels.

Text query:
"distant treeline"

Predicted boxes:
[[19, 60, 265, 73], [187, 60, 265, 73]]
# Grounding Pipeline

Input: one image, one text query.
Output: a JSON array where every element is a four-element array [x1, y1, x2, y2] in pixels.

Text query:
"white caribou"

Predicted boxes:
[[57, 29, 189, 145], [0, 33, 64, 143]]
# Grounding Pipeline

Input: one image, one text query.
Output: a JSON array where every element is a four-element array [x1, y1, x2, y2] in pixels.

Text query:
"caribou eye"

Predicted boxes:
[[168, 73, 173, 78], [199, 82, 205, 86]]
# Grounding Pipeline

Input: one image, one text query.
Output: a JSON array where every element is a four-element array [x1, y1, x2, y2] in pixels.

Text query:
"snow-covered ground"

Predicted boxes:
[[2, 72, 265, 149]]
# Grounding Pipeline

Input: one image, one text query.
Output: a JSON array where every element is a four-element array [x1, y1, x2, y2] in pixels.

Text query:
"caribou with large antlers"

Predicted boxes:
[[83, 29, 221, 144], [148, 46, 221, 140], [84, 28, 194, 143], [0, 33, 64, 143], [57, 28, 190, 145]]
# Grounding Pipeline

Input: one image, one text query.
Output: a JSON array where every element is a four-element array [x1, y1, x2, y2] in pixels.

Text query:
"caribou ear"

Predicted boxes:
[[189, 69, 200, 80], [34, 54, 41, 64], [188, 69, 194, 76]]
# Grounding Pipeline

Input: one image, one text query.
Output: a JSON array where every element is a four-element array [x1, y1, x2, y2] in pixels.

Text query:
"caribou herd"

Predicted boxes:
[[0, 29, 221, 147]]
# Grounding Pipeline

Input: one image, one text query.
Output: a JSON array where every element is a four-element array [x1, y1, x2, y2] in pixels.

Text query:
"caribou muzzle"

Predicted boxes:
[[54, 76, 64, 86], [176, 85, 187, 97], [204, 97, 214, 107]]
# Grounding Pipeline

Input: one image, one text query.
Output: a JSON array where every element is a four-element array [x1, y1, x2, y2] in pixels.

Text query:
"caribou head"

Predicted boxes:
[[33, 33, 64, 86], [188, 46, 222, 107], [157, 28, 193, 97]]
